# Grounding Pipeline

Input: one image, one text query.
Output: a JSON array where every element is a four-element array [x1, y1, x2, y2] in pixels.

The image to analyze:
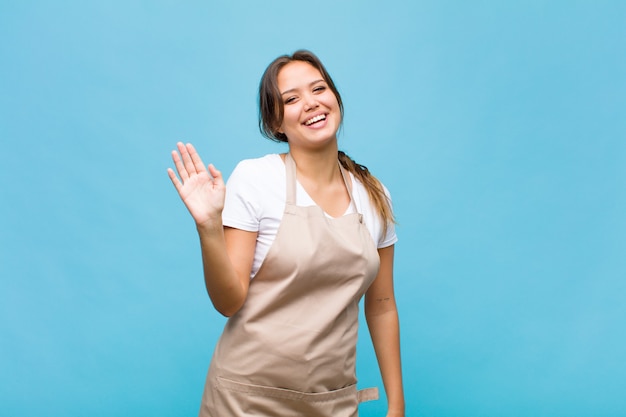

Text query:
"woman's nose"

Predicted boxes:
[[303, 94, 319, 111]]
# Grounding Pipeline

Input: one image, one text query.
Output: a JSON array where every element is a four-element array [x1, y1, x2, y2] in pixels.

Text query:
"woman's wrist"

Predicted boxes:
[[195, 215, 224, 236], [386, 408, 405, 417], [386, 396, 405, 417]]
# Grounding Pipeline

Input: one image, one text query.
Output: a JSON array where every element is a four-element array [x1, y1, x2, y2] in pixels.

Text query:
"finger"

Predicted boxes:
[[167, 168, 183, 192], [171, 149, 189, 182], [186, 143, 208, 174], [178, 142, 197, 176], [207, 164, 224, 185]]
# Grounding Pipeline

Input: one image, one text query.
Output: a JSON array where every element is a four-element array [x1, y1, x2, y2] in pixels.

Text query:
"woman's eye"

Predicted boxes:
[[313, 86, 326, 93], [285, 97, 297, 104]]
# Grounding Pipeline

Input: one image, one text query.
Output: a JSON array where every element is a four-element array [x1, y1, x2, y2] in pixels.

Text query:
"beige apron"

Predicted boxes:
[[199, 153, 381, 416]]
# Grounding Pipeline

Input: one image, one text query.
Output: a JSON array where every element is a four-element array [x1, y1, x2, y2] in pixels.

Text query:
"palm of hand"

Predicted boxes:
[[178, 169, 225, 224], [168, 142, 226, 226]]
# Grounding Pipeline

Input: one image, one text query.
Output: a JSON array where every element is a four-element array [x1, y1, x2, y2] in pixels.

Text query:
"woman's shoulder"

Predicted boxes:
[[226, 154, 285, 195], [349, 173, 397, 247], [349, 172, 392, 199], [231, 153, 284, 177], [234, 153, 282, 167]]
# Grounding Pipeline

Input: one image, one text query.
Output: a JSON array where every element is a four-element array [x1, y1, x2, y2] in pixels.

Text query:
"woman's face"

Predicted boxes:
[[276, 61, 341, 150]]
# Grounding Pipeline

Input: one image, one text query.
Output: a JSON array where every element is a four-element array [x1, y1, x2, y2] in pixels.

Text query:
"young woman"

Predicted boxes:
[[168, 50, 404, 417]]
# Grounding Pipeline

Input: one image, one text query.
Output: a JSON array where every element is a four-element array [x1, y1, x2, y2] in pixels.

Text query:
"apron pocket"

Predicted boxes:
[[213, 377, 368, 417]]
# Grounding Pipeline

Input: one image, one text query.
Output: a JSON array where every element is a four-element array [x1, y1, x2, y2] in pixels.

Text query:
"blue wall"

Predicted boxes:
[[1, 1, 624, 416]]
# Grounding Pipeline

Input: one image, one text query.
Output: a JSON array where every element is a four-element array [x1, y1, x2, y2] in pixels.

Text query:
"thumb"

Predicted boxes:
[[207, 164, 223, 183]]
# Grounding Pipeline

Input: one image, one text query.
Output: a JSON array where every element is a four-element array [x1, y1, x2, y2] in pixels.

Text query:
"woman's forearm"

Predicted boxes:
[[366, 307, 405, 416]]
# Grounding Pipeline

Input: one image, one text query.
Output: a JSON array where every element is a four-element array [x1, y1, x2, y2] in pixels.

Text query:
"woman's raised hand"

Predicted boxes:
[[167, 142, 225, 227]]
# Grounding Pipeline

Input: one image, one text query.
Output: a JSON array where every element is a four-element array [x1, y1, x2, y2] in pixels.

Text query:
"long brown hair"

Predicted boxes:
[[258, 50, 395, 231]]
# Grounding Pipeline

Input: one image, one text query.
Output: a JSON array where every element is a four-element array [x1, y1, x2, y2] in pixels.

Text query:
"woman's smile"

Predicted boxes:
[[304, 113, 327, 126]]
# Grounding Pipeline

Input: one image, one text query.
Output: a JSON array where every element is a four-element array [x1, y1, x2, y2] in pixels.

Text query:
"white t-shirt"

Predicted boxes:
[[222, 154, 398, 278]]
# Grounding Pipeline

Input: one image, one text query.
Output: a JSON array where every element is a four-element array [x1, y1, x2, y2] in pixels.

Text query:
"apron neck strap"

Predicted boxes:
[[285, 153, 297, 205]]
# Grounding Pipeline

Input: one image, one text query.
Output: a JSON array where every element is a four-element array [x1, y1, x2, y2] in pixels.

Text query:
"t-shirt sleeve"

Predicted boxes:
[[379, 222, 398, 248], [378, 185, 398, 248], [222, 160, 262, 232]]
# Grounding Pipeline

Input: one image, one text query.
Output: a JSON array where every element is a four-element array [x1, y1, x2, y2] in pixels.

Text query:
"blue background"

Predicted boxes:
[[1, 1, 625, 416]]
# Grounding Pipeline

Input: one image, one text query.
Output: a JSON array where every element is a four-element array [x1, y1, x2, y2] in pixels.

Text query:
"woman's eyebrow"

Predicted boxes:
[[281, 79, 325, 96]]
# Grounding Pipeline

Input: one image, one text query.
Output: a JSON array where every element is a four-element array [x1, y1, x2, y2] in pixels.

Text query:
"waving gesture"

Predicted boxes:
[[167, 142, 225, 227]]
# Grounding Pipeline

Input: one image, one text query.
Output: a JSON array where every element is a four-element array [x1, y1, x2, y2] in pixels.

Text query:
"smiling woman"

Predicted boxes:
[[167, 50, 404, 417]]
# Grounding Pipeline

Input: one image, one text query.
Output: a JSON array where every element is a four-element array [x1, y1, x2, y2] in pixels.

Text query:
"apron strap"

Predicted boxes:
[[357, 387, 379, 403], [337, 159, 359, 215], [284, 153, 297, 205]]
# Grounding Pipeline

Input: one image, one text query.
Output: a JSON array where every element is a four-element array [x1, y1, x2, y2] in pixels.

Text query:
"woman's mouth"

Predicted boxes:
[[304, 114, 327, 126]]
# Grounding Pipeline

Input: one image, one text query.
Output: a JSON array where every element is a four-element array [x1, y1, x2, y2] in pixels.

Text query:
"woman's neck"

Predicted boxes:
[[288, 144, 341, 185]]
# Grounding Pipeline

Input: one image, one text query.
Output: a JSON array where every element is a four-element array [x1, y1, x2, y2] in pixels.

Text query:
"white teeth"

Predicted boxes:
[[305, 114, 326, 126]]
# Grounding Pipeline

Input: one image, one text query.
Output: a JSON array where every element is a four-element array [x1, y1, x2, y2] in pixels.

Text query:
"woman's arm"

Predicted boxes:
[[168, 142, 254, 316], [365, 244, 405, 417], [196, 224, 256, 317]]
